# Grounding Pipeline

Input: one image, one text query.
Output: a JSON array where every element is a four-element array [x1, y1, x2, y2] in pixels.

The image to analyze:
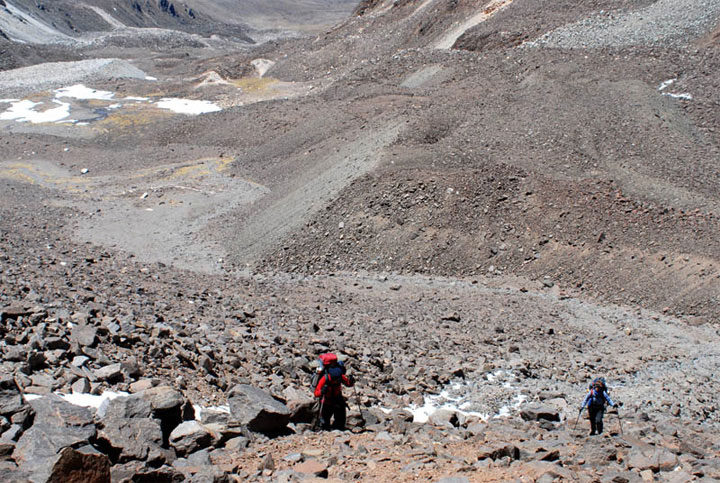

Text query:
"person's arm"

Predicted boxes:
[[342, 374, 354, 387], [581, 392, 591, 410], [314, 376, 326, 398], [604, 391, 615, 407]]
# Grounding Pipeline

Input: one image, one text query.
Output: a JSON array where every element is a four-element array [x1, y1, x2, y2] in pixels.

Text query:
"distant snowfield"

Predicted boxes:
[[0, 83, 222, 125]]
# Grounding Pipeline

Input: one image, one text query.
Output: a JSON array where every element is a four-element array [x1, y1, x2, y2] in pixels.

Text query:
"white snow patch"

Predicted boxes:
[[59, 391, 129, 408], [124, 96, 150, 102], [0, 99, 19, 104], [22, 391, 129, 408], [663, 92, 692, 100], [193, 404, 230, 422], [658, 78, 676, 91], [156, 98, 222, 115], [0, 99, 71, 123], [55, 84, 115, 100], [146, 76, 158, 81]]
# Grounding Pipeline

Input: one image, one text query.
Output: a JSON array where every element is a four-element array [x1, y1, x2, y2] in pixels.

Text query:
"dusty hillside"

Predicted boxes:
[[1, 0, 719, 482]]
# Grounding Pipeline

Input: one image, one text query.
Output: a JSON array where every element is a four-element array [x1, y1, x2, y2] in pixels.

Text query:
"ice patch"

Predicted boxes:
[[55, 84, 115, 100], [156, 98, 222, 115], [0, 99, 71, 123], [658, 78, 676, 91], [663, 92, 692, 100]]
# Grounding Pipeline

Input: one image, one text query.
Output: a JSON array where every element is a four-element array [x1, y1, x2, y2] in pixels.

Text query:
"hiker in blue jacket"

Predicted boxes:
[[580, 377, 617, 435]]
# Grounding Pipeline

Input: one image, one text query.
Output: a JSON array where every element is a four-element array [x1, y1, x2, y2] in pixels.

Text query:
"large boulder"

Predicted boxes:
[[519, 403, 561, 422], [282, 386, 316, 424], [169, 421, 213, 457], [46, 446, 110, 483], [97, 417, 164, 463], [13, 395, 96, 480], [227, 384, 291, 434], [0, 377, 26, 417], [97, 394, 152, 420]]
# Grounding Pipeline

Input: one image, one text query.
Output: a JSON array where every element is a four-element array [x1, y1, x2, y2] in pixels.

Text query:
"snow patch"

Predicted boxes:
[[55, 84, 115, 100], [658, 78, 676, 91], [59, 391, 129, 408], [663, 92, 692, 100], [193, 404, 230, 422], [156, 98, 222, 115], [0, 99, 71, 123]]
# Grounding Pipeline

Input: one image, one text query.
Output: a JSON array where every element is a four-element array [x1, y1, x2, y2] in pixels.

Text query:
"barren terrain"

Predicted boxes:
[[1, 0, 719, 481]]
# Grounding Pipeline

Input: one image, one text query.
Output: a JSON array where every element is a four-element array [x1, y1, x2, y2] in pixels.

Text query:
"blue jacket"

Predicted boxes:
[[582, 388, 615, 409]]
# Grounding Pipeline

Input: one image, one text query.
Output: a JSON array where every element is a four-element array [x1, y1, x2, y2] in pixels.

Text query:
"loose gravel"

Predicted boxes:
[[526, 0, 720, 49], [0, 58, 148, 97]]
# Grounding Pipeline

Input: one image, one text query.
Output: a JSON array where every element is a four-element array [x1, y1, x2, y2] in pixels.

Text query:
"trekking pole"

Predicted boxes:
[[314, 397, 325, 430], [573, 408, 582, 431], [616, 407, 623, 436], [352, 384, 366, 424]]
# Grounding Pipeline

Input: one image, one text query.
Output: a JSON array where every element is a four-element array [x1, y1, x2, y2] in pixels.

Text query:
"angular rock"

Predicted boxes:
[[71, 378, 91, 394], [97, 417, 164, 463], [169, 421, 212, 457], [72, 325, 98, 347], [13, 396, 96, 476], [520, 403, 561, 422], [141, 386, 184, 412], [0, 377, 25, 416], [282, 386, 316, 424], [294, 459, 328, 478], [428, 409, 459, 428], [47, 446, 111, 483], [227, 384, 290, 434], [97, 394, 152, 420], [477, 444, 520, 461], [94, 363, 123, 383]]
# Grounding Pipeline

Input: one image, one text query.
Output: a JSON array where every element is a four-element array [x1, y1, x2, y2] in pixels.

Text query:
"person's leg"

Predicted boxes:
[[588, 407, 598, 435], [320, 400, 333, 430], [332, 398, 347, 430], [596, 408, 605, 434]]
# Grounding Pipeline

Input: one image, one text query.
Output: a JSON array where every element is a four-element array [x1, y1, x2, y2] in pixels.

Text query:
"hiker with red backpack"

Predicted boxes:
[[579, 377, 617, 436], [312, 353, 355, 430]]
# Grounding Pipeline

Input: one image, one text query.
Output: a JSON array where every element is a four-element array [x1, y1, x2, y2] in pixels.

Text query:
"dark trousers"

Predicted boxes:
[[320, 397, 346, 430], [588, 406, 605, 435]]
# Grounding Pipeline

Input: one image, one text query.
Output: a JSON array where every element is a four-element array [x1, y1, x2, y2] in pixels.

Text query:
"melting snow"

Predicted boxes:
[[0, 99, 71, 123], [156, 98, 222, 115], [658, 78, 676, 91], [55, 84, 115, 100], [663, 92, 692, 100], [0, 82, 222, 124]]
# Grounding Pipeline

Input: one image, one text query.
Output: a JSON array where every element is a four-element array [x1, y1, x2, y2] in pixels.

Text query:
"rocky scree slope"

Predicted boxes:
[[2, 178, 720, 480], [234, 0, 720, 320]]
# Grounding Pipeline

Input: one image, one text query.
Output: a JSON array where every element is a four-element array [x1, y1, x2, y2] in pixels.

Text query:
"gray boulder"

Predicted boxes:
[[46, 446, 110, 483], [13, 395, 96, 477], [519, 403, 561, 422], [227, 384, 291, 434], [97, 394, 152, 420], [169, 421, 213, 457], [0, 377, 26, 417], [282, 386, 316, 424], [97, 417, 164, 463]]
